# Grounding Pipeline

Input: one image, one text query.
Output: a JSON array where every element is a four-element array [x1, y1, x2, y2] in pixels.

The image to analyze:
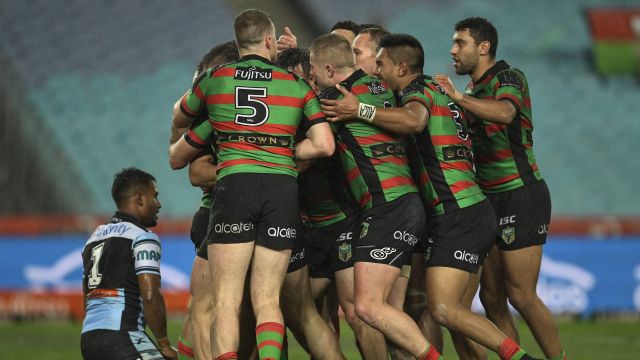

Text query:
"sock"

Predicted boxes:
[[177, 336, 194, 359], [549, 350, 567, 360], [214, 352, 238, 360], [256, 322, 285, 360], [499, 338, 527, 360], [418, 345, 443, 360]]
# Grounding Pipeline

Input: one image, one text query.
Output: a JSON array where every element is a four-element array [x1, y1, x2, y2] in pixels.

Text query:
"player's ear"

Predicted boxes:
[[136, 193, 144, 207], [326, 64, 334, 78], [397, 61, 407, 77], [479, 40, 490, 56]]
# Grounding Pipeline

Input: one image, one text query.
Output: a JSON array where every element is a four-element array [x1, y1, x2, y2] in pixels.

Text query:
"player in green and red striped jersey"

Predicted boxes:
[[435, 17, 566, 360], [322, 33, 541, 360], [311, 33, 437, 360], [169, 9, 334, 360]]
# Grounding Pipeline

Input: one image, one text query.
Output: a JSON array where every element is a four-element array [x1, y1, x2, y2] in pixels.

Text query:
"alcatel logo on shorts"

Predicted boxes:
[[538, 223, 549, 235], [393, 231, 418, 246], [289, 249, 305, 263], [268, 227, 296, 239], [370, 247, 397, 260], [454, 250, 479, 264], [214, 222, 254, 234]]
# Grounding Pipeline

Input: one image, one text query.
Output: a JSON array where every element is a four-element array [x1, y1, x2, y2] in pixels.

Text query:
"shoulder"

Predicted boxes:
[[85, 222, 147, 247], [495, 66, 526, 89]]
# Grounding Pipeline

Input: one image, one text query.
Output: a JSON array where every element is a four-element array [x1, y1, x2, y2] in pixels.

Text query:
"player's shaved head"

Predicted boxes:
[[111, 168, 156, 208], [378, 33, 424, 73], [310, 33, 355, 70], [234, 9, 275, 50]]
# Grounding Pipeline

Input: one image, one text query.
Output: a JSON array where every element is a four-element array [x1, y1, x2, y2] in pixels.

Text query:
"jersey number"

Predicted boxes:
[[448, 101, 469, 140], [87, 243, 105, 289], [235, 87, 269, 126]]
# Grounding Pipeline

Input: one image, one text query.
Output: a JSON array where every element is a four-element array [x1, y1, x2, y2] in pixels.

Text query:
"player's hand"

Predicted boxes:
[[160, 346, 178, 360], [319, 84, 359, 122], [434, 74, 463, 102], [277, 26, 297, 54]]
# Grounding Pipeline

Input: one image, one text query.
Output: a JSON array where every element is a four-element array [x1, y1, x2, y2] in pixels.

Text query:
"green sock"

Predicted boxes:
[[549, 350, 567, 360], [256, 322, 285, 360], [511, 349, 527, 360]]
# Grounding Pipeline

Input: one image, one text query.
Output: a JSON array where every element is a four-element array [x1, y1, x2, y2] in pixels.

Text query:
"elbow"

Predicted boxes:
[[169, 156, 187, 170], [320, 139, 335, 157]]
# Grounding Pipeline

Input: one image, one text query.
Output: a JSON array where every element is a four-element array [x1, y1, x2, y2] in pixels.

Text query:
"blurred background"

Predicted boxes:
[[0, 0, 639, 358]]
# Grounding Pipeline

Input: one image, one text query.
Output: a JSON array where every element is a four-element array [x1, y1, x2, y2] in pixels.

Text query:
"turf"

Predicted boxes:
[[1, 317, 638, 359]]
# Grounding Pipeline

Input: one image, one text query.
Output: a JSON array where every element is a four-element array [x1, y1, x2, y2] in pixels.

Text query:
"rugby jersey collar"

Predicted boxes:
[[474, 60, 510, 85], [339, 69, 367, 90], [241, 54, 275, 65], [111, 211, 148, 231]]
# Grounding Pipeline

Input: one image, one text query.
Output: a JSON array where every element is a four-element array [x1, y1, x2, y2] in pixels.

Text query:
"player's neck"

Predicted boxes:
[[471, 58, 496, 83], [239, 48, 272, 62], [397, 72, 421, 92]]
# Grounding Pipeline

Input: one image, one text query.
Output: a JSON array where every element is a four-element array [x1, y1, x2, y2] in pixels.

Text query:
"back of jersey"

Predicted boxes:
[[183, 54, 326, 180], [81, 216, 161, 333]]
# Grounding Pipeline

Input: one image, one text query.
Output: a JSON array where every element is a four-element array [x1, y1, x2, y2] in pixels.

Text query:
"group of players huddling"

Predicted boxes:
[[80, 8, 568, 360]]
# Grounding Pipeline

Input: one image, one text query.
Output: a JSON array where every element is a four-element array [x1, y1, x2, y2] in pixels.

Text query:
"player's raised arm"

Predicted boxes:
[[434, 74, 516, 124]]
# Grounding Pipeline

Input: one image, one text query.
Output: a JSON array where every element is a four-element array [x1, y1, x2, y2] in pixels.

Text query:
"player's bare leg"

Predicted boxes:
[[354, 262, 433, 357], [387, 269, 414, 360], [188, 256, 212, 360], [310, 277, 340, 336], [406, 253, 443, 352], [208, 242, 254, 357], [449, 269, 488, 360], [502, 245, 564, 358], [250, 244, 292, 359], [425, 266, 518, 354], [480, 245, 519, 342], [335, 267, 387, 360], [282, 266, 345, 359]]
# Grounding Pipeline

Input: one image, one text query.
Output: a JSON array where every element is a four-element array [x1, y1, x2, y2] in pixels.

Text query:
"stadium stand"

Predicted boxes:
[[0, 0, 638, 216]]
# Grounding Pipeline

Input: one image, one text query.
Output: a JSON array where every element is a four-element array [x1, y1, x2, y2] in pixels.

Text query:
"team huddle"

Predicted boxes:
[[80, 8, 567, 360]]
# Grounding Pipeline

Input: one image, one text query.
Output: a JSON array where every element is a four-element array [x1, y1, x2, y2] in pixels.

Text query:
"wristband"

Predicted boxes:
[[357, 102, 376, 123]]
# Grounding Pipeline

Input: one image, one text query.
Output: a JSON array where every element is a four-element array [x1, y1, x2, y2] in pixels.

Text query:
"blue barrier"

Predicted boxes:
[[1, 235, 639, 316]]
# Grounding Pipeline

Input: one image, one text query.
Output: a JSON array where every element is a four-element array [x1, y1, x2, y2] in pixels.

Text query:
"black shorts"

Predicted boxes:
[[81, 329, 164, 360], [486, 179, 551, 251], [287, 219, 307, 274], [355, 193, 426, 268], [207, 173, 299, 250], [424, 199, 496, 274], [191, 206, 210, 253], [306, 213, 360, 279], [196, 234, 209, 260]]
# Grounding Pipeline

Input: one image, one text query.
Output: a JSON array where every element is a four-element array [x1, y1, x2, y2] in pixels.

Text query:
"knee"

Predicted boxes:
[[342, 303, 362, 328], [479, 286, 506, 311], [428, 302, 455, 329], [506, 288, 536, 312], [353, 298, 380, 325]]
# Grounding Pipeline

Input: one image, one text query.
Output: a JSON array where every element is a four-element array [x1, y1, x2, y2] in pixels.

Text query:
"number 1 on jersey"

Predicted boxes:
[[87, 243, 105, 289]]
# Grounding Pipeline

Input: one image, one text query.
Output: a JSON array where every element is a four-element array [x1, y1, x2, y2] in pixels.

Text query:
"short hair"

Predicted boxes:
[[378, 33, 424, 73], [111, 168, 155, 208], [358, 27, 390, 48], [196, 41, 240, 74], [358, 24, 384, 32], [455, 17, 498, 58], [234, 9, 274, 50], [311, 33, 355, 69], [276, 47, 311, 79], [330, 20, 361, 35]]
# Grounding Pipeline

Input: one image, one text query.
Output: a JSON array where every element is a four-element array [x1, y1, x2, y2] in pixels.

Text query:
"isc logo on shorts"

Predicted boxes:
[[214, 222, 254, 234], [268, 227, 296, 239]]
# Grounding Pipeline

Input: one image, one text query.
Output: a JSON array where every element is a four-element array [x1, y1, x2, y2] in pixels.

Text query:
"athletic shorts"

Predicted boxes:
[[355, 193, 426, 268], [207, 173, 299, 250], [306, 213, 360, 279], [486, 179, 551, 251], [287, 219, 307, 274], [81, 329, 164, 360], [424, 199, 496, 273], [191, 206, 210, 253]]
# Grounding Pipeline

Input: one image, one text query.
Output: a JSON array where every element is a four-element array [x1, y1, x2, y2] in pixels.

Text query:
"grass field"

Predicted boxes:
[[1, 317, 639, 359]]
